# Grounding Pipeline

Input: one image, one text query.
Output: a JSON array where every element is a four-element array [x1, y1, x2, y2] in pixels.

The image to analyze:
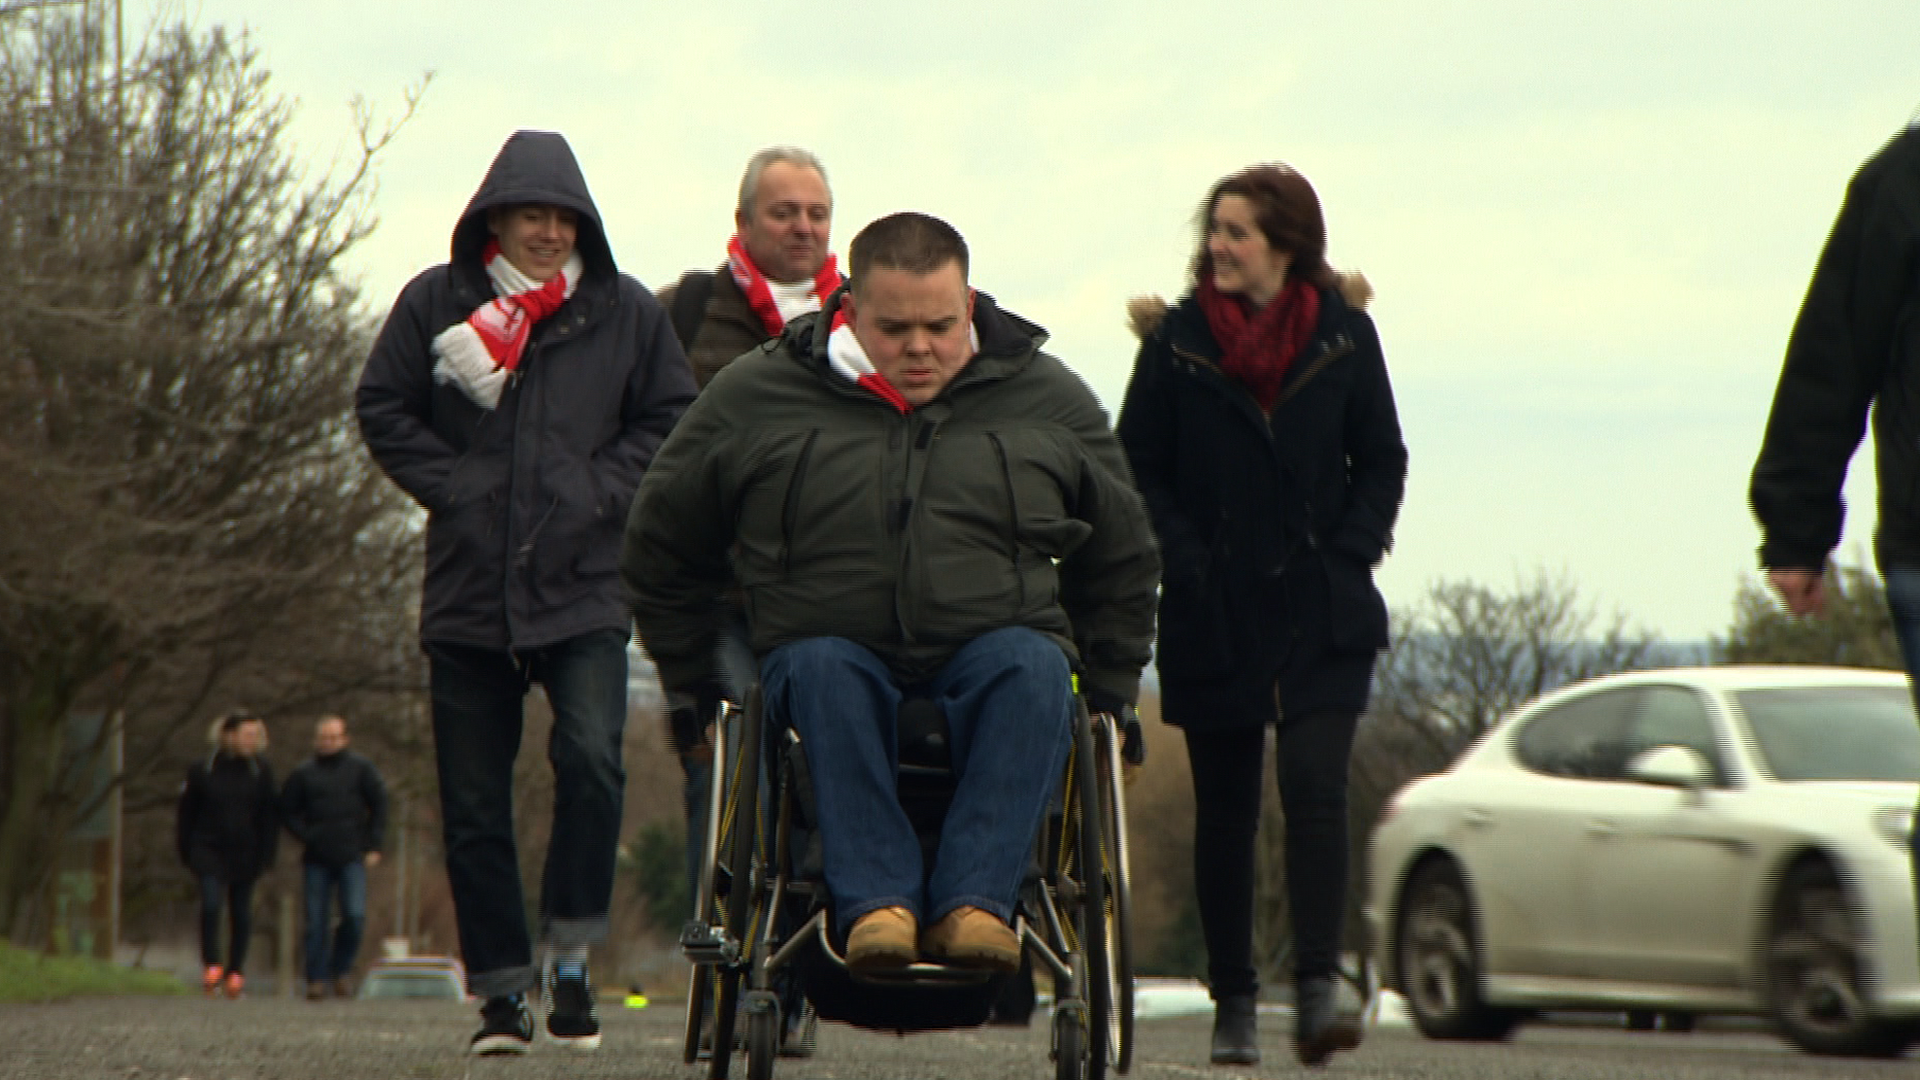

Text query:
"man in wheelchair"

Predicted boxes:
[[623, 211, 1159, 974]]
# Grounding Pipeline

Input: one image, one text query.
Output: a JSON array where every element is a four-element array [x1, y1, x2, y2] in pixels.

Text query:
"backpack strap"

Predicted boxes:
[[669, 270, 716, 350]]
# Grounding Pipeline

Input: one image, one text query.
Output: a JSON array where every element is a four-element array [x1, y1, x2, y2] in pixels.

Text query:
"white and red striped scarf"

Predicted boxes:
[[726, 234, 842, 337], [825, 304, 981, 415], [433, 240, 583, 408]]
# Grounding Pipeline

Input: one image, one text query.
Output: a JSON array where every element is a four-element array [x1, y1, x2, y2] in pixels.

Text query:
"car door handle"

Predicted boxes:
[[1586, 820, 1619, 839], [1462, 808, 1492, 828]]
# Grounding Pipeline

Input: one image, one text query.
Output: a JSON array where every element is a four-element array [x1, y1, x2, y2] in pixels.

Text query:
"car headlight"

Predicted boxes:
[[1873, 805, 1915, 848]]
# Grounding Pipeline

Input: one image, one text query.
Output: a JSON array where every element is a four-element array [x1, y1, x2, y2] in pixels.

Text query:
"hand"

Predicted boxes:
[[1086, 692, 1146, 768], [364, 851, 382, 869], [1768, 568, 1826, 616], [667, 678, 728, 756]]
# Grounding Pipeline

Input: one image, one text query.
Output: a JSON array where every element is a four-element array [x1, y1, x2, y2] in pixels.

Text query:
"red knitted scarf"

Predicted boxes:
[[1196, 277, 1320, 412], [726, 234, 843, 337]]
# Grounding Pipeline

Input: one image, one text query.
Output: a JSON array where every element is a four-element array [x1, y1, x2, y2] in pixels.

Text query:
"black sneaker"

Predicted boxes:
[[470, 995, 533, 1056], [544, 963, 601, 1050]]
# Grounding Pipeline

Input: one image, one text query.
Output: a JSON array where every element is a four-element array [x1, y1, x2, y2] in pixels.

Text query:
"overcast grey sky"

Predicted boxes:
[[143, 0, 1919, 639]]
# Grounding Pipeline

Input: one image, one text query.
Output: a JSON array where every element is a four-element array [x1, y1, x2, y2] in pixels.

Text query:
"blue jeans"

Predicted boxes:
[[302, 861, 368, 984], [426, 628, 629, 999], [760, 628, 1074, 935], [1882, 567, 1920, 917]]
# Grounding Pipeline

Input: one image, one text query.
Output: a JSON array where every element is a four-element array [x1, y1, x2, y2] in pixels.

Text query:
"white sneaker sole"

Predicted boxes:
[[470, 1034, 532, 1055]]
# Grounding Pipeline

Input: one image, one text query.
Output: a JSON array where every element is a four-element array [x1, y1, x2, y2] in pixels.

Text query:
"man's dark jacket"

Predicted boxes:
[[281, 750, 388, 869], [1117, 287, 1406, 728], [357, 130, 698, 648], [622, 290, 1162, 707], [177, 753, 279, 882], [1752, 123, 1920, 572], [658, 267, 775, 389]]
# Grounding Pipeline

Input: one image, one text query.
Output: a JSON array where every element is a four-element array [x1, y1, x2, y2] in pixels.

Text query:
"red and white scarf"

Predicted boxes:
[[433, 240, 583, 408], [824, 302, 981, 415], [726, 234, 842, 337]]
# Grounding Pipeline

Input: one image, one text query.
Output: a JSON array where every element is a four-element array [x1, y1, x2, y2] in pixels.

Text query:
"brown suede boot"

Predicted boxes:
[[921, 906, 1020, 972], [846, 906, 918, 971]]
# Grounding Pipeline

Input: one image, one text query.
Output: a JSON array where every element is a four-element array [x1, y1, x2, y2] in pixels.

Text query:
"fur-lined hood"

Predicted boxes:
[[1127, 270, 1374, 340]]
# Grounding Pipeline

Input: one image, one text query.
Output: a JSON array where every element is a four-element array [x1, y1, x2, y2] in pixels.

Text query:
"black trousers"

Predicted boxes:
[[1185, 710, 1358, 997], [197, 874, 255, 972]]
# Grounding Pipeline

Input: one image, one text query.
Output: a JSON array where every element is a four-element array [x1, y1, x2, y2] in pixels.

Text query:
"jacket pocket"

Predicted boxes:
[[1153, 529, 1235, 679], [1324, 551, 1389, 652]]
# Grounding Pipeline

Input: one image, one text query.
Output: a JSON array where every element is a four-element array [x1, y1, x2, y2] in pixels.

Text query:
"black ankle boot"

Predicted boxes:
[[1293, 975, 1362, 1066], [1209, 993, 1259, 1065]]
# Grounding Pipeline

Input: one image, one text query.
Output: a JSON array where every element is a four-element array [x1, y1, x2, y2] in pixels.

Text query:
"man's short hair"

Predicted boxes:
[[736, 146, 830, 219], [847, 212, 970, 295]]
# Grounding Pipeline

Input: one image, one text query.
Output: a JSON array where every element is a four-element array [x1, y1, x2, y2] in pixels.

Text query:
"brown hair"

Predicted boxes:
[[1191, 164, 1334, 290], [848, 211, 969, 295]]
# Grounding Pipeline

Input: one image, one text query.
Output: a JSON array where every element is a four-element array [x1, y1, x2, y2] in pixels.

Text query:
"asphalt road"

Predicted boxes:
[[0, 996, 1912, 1080]]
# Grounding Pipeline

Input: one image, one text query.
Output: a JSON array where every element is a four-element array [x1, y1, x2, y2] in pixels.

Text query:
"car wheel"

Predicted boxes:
[[1394, 857, 1518, 1041], [1764, 858, 1908, 1057]]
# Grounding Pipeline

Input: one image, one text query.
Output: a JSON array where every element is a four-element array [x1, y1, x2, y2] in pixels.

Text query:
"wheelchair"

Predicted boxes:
[[680, 677, 1136, 1080]]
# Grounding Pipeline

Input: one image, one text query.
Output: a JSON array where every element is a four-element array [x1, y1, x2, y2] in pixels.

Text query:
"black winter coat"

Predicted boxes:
[[280, 751, 388, 869], [357, 131, 698, 649], [1117, 287, 1406, 728], [177, 753, 279, 882], [1752, 123, 1920, 572]]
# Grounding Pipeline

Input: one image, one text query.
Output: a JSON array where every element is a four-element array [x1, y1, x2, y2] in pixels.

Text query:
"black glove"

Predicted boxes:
[[667, 678, 727, 757], [1086, 691, 1146, 767]]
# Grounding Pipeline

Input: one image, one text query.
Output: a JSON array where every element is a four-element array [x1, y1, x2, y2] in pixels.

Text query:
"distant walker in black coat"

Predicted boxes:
[[1116, 163, 1407, 1068], [280, 715, 387, 997], [176, 712, 278, 998]]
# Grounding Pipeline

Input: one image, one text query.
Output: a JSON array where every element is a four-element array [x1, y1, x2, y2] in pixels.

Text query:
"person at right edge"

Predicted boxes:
[[1750, 119, 1920, 901], [1116, 163, 1406, 1068]]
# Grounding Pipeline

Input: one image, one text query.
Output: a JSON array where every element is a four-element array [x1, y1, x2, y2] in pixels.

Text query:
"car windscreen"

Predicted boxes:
[[1734, 686, 1920, 782]]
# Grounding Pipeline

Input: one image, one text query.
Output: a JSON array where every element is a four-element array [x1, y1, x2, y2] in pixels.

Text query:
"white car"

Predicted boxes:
[[1366, 665, 1920, 1057]]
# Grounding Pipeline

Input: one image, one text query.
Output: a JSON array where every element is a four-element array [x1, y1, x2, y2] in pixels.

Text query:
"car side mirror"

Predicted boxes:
[[1625, 745, 1711, 790]]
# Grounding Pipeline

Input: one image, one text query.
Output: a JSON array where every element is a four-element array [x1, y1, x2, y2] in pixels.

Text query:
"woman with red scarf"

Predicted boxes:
[[1117, 164, 1406, 1068]]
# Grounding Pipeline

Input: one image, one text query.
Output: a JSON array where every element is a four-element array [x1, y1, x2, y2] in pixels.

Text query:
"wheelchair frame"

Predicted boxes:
[[680, 683, 1137, 1080]]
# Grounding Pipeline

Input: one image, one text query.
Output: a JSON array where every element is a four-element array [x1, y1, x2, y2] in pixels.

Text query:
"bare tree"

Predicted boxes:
[[0, 14, 428, 940]]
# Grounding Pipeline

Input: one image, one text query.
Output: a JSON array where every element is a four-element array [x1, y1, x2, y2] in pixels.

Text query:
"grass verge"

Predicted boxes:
[[0, 941, 186, 1003]]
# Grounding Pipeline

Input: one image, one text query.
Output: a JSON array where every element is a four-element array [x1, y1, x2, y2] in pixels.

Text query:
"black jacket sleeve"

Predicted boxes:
[[589, 281, 698, 525], [622, 386, 736, 694], [278, 766, 311, 847], [255, 762, 279, 871], [357, 273, 463, 513], [1115, 339, 1212, 582], [360, 757, 389, 855], [1329, 316, 1408, 565], [176, 765, 201, 868], [1056, 376, 1162, 706], [1751, 131, 1920, 569]]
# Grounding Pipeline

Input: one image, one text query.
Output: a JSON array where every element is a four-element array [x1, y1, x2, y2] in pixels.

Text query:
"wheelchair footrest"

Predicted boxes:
[[680, 919, 740, 966]]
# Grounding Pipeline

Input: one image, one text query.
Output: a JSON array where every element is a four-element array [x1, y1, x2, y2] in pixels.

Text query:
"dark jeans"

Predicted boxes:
[[760, 628, 1073, 934], [1185, 710, 1359, 997], [1882, 567, 1920, 919], [302, 861, 368, 984], [427, 628, 629, 999], [197, 874, 256, 972]]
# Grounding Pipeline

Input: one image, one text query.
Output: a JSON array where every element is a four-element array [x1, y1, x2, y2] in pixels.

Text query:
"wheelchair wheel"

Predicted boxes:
[[708, 691, 765, 1080], [684, 702, 735, 1065], [744, 991, 781, 1080], [1073, 708, 1113, 1080], [1091, 710, 1136, 1073], [1052, 1000, 1087, 1080]]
